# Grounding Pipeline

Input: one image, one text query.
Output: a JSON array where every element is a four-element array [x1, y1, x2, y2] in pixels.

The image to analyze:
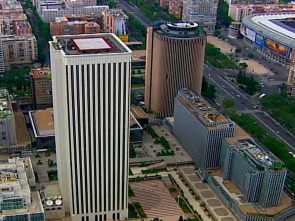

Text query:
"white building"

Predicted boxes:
[[50, 34, 132, 221], [228, 4, 254, 22], [182, 0, 218, 32]]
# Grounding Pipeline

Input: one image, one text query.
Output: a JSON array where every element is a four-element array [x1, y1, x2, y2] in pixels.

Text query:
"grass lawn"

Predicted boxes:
[[131, 83, 145, 88], [261, 94, 295, 134], [133, 202, 147, 218], [176, 197, 191, 213], [141, 168, 166, 174], [128, 204, 139, 219]]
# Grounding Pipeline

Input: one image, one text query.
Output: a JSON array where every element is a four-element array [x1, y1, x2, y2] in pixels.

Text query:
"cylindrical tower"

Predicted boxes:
[[145, 22, 206, 116]]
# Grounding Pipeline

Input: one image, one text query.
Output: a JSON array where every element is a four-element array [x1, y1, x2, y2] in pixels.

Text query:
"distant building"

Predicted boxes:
[[225, 0, 276, 4], [145, 23, 206, 116], [0, 14, 28, 35], [0, 89, 17, 146], [229, 4, 253, 22], [36, 0, 109, 22], [169, 0, 183, 19], [0, 34, 38, 67], [173, 89, 235, 170], [182, 0, 218, 33], [287, 50, 295, 97], [159, 0, 169, 9], [30, 68, 53, 110], [50, 21, 100, 36], [103, 9, 129, 41], [0, 157, 44, 220], [29, 108, 55, 149], [220, 136, 286, 207], [228, 21, 242, 38]]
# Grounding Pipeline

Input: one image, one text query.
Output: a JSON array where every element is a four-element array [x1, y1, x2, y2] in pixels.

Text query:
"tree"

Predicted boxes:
[[235, 48, 242, 53], [108, 0, 117, 8], [247, 53, 254, 59], [223, 98, 235, 108], [217, 0, 233, 27], [178, 215, 184, 221], [213, 30, 221, 36], [202, 78, 217, 98], [279, 83, 288, 97], [239, 62, 248, 69]]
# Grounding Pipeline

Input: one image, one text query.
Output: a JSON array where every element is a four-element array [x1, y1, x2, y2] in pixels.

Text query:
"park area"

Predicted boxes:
[[239, 59, 273, 75], [207, 36, 236, 54]]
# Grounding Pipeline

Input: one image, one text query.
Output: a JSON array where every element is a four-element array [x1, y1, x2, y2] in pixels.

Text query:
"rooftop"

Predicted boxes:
[[29, 108, 54, 138], [30, 68, 51, 79], [0, 89, 12, 119], [233, 139, 284, 171], [51, 34, 131, 55], [130, 106, 148, 119], [177, 89, 234, 128], [155, 22, 202, 38], [104, 9, 128, 18]]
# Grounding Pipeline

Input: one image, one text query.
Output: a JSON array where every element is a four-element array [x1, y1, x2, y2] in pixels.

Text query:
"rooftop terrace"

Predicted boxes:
[[51, 34, 131, 55], [177, 89, 234, 128], [234, 139, 284, 171], [30, 68, 51, 79], [0, 89, 12, 119]]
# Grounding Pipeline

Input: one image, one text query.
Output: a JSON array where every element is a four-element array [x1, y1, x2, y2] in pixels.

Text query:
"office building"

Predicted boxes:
[[0, 157, 44, 221], [0, 34, 38, 67], [182, 0, 218, 32], [30, 68, 53, 109], [220, 137, 286, 207], [0, 89, 17, 146], [145, 22, 206, 116], [50, 34, 132, 221], [103, 9, 129, 41], [173, 89, 235, 169]]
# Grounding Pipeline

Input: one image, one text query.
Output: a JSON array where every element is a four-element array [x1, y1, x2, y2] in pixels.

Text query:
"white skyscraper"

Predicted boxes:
[[50, 34, 132, 221]]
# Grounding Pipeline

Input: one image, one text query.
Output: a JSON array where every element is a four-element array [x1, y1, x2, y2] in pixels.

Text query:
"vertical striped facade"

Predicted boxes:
[[220, 139, 287, 208], [173, 89, 235, 170], [50, 34, 132, 221], [145, 23, 206, 117]]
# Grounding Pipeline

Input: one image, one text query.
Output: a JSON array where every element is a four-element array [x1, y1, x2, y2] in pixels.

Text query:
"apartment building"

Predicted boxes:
[[30, 68, 53, 109], [182, 0, 218, 32], [229, 4, 253, 22], [226, 0, 276, 4], [169, 0, 183, 19], [0, 34, 38, 67], [0, 14, 27, 35], [173, 89, 235, 170], [50, 21, 100, 36], [0, 157, 44, 220], [287, 50, 295, 97]]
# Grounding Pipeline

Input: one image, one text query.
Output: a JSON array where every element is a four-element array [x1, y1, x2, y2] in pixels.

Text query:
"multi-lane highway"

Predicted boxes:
[[115, 0, 154, 27]]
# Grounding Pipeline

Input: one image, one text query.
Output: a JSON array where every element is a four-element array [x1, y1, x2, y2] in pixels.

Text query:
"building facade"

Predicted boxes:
[[169, 0, 183, 19], [30, 68, 53, 109], [0, 34, 38, 67], [0, 89, 17, 147], [145, 23, 206, 116], [228, 4, 253, 22], [50, 21, 100, 36], [173, 89, 235, 170], [287, 50, 295, 97], [0, 157, 44, 221], [182, 0, 218, 33], [220, 138, 286, 207], [50, 34, 132, 221]]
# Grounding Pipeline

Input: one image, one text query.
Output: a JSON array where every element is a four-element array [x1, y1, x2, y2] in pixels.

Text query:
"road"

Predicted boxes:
[[24, 7, 50, 65], [115, 0, 154, 27], [123, 2, 295, 150]]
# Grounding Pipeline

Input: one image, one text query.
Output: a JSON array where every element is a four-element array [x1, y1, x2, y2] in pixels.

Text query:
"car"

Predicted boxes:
[[230, 92, 234, 95], [276, 131, 280, 134], [253, 106, 257, 109], [236, 94, 241, 98], [240, 101, 244, 104], [222, 85, 225, 88]]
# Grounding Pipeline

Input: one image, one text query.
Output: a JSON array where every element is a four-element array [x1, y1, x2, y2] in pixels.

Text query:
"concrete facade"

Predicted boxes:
[[145, 23, 206, 117], [50, 34, 132, 221]]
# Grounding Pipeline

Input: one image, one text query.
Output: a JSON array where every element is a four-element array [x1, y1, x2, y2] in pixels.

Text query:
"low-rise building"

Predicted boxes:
[[50, 21, 100, 36], [173, 89, 235, 170], [30, 68, 53, 109], [0, 157, 44, 220], [229, 21, 241, 38]]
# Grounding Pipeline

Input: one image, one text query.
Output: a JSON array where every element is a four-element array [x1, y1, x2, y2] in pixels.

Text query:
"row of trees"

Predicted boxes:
[[236, 71, 261, 95]]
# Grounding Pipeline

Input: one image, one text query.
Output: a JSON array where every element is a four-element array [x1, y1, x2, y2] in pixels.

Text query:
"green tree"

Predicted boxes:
[[202, 77, 217, 98], [217, 0, 233, 27], [247, 53, 254, 59], [235, 48, 242, 53], [108, 0, 117, 8], [178, 215, 184, 221], [222, 98, 235, 108], [213, 30, 221, 36], [239, 62, 248, 69]]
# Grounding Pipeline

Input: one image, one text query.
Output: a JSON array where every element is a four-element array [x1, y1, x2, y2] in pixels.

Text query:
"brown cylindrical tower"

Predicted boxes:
[[145, 22, 206, 116]]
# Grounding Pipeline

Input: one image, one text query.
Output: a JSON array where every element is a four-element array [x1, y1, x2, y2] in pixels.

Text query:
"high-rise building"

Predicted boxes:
[[287, 50, 295, 97], [220, 136, 286, 207], [182, 0, 218, 33], [50, 34, 132, 221], [173, 89, 235, 170], [145, 22, 206, 116]]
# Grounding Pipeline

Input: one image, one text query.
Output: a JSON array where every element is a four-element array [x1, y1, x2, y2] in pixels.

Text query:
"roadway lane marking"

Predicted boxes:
[[207, 77, 235, 98]]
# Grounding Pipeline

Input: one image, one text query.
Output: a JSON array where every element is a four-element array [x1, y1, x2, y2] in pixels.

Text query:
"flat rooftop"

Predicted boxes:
[[177, 89, 234, 128], [225, 125, 250, 145], [29, 108, 54, 138], [131, 106, 148, 119], [0, 89, 12, 119], [51, 34, 131, 55], [14, 111, 31, 145], [30, 68, 51, 79]]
